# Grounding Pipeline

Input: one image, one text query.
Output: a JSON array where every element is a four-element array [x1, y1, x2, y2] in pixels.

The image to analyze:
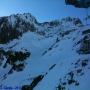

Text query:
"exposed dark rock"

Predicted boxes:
[[49, 64, 56, 70], [76, 69, 82, 73], [77, 36, 90, 54], [68, 79, 76, 85], [12, 64, 25, 72], [81, 60, 88, 67], [57, 59, 89, 90], [0, 48, 30, 72], [82, 29, 90, 35], [22, 85, 31, 90], [21, 75, 44, 90], [0, 15, 36, 44], [56, 84, 65, 90]]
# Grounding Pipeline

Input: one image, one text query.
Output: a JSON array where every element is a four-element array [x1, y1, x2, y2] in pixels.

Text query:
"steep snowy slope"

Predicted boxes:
[[0, 13, 90, 90]]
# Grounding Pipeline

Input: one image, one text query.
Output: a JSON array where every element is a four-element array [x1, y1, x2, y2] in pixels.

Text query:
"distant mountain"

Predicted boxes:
[[0, 13, 90, 90]]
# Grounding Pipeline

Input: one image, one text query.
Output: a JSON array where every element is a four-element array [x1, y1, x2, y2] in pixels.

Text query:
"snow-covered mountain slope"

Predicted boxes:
[[0, 13, 90, 90]]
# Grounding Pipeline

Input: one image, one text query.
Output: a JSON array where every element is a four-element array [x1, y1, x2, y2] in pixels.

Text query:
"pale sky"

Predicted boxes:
[[0, 0, 90, 22]]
